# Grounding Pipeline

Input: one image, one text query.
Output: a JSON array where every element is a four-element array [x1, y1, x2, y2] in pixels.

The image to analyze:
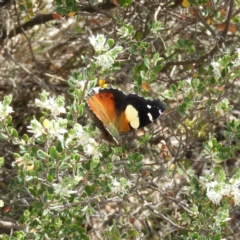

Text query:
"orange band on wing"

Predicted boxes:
[[87, 92, 117, 125], [116, 112, 131, 134]]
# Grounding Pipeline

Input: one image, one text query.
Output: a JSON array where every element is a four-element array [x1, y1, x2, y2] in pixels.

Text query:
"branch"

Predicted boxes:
[[221, 0, 234, 37], [136, 190, 191, 231], [162, 45, 218, 72], [192, 7, 217, 38], [0, 14, 54, 42], [0, 219, 24, 230]]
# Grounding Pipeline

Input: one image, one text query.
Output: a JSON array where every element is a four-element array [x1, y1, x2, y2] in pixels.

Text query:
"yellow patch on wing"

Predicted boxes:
[[125, 105, 140, 129]]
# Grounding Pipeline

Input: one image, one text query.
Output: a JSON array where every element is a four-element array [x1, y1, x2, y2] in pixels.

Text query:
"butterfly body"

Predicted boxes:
[[87, 88, 165, 144]]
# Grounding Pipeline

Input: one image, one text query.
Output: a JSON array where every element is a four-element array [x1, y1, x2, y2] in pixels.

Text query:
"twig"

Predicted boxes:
[[192, 7, 217, 38], [162, 45, 218, 72], [0, 219, 24, 230], [136, 190, 192, 231], [3, 46, 44, 85], [221, 0, 234, 37], [13, 0, 45, 77]]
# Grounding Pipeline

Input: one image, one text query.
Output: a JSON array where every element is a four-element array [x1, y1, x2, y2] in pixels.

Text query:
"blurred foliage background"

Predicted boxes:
[[1, 0, 240, 239]]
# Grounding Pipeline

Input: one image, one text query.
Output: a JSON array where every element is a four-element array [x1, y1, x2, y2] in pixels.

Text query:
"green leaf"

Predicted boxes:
[[56, 141, 63, 152], [19, 4, 26, 11], [191, 232, 199, 239], [152, 64, 163, 73], [22, 134, 29, 142], [75, 26, 84, 34], [37, 150, 46, 160], [136, 32, 142, 40], [33, 201, 44, 209], [85, 161, 91, 171], [191, 78, 200, 88], [0, 157, 4, 167], [85, 185, 93, 196], [90, 158, 100, 170], [5, 115, 12, 125], [170, 84, 177, 92], [143, 57, 150, 69], [107, 38, 114, 47], [77, 103, 85, 116], [49, 146, 58, 159], [48, 173, 54, 182], [43, 209, 49, 216], [3, 95, 12, 106], [184, 97, 191, 103], [10, 128, 18, 138], [29, 187, 37, 197], [23, 210, 30, 221], [213, 233, 221, 240], [212, 138, 217, 146], [118, 0, 133, 7], [0, 133, 8, 141]]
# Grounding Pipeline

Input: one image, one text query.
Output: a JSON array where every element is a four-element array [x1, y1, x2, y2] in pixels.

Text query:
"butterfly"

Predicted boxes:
[[87, 87, 165, 144]]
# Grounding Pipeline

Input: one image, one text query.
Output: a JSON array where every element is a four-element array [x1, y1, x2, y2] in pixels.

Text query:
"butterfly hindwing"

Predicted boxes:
[[124, 94, 165, 129]]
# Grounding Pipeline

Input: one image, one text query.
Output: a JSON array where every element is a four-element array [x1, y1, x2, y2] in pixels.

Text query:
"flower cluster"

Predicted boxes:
[[211, 48, 240, 80], [66, 123, 102, 159], [27, 92, 102, 160], [108, 176, 132, 196], [52, 177, 78, 197], [211, 61, 223, 79], [27, 118, 68, 146], [89, 34, 109, 53], [89, 34, 123, 71], [0, 95, 13, 121], [199, 169, 240, 205], [35, 91, 66, 118]]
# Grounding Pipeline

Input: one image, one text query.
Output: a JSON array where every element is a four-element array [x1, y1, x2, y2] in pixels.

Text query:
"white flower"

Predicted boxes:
[[52, 180, 77, 197], [112, 154, 120, 162], [76, 80, 87, 90], [65, 123, 102, 158], [95, 53, 114, 70], [83, 140, 102, 158], [35, 95, 66, 117], [231, 179, 240, 205], [205, 181, 223, 204], [47, 118, 68, 146], [206, 189, 222, 204], [109, 177, 132, 195], [66, 123, 93, 146], [206, 180, 218, 189], [185, 77, 192, 85], [94, 46, 123, 71], [220, 184, 231, 196], [89, 34, 109, 53], [233, 190, 240, 205], [0, 103, 13, 121], [27, 118, 46, 138], [83, 143, 94, 155], [211, 61, 222, 79], [199, 171, 214, 186]]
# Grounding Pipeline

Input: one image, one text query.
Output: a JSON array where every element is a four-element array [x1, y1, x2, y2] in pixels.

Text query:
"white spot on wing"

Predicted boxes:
[[147, 113, 153, 121], [125, 105, 140, 129], [92, 87, 100, 94], [147, 105, 151, 109], [159, 109, 162, 114]]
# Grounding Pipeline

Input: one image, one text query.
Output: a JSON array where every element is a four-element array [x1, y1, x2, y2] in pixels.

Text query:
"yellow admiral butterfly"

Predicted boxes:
[[87, 88, 165, 144]]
